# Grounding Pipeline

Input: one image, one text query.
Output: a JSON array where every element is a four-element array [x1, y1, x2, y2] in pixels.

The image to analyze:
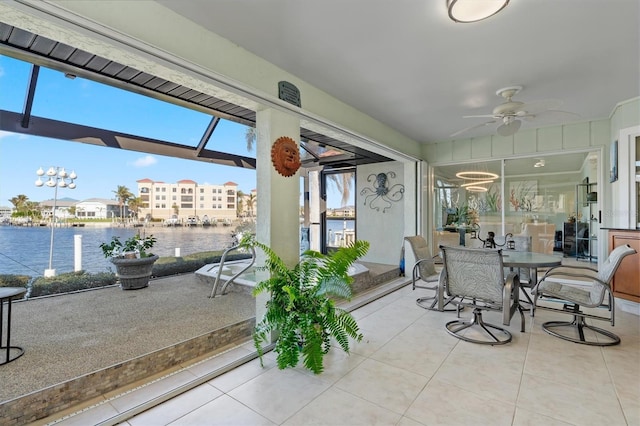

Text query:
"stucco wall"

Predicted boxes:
[[357, 162, 405, 265]]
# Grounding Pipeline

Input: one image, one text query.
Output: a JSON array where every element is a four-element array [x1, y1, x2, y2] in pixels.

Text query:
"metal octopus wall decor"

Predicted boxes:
[[360, 171, 405, 213]]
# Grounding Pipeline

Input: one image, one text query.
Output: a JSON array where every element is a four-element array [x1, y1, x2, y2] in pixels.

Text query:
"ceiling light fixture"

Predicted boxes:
[[465, 186, 489, 192], [455, 171, 500, 180], [447, 0, 510, 23], [461, 180, 494, 188], [534, 159, 545, 168]]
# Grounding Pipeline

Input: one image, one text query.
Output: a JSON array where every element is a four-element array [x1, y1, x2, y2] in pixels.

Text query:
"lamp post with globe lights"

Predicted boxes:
[[35, 166, 77, 277]]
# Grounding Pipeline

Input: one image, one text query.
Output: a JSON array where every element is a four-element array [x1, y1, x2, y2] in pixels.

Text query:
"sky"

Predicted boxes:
[[0, 54, 259, 206]]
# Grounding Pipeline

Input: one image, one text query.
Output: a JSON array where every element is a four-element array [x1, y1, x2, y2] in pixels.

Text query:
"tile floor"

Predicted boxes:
[[41, 279, 639, 426]]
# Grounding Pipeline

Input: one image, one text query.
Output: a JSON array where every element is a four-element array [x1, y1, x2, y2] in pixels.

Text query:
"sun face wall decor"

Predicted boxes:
[[271, 136, 301, 177]]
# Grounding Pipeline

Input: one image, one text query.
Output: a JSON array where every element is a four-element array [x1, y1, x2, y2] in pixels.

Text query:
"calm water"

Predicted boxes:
[[0, 219, 354, 276], [0, 225, 239, 276]]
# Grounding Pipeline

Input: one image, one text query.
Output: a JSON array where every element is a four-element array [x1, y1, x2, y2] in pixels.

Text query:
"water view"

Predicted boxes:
[[0, 225, 239, 276], [0, 219, 355, 276]]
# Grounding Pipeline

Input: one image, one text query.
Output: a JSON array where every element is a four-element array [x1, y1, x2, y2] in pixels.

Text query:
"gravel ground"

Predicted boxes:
[[0, 274, 255, 403]]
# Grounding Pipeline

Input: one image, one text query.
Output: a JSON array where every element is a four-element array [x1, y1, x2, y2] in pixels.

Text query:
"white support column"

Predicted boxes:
[[255, 107, 300, 321]]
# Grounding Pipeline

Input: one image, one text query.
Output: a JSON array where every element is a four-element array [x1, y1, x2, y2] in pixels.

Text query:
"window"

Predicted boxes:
[[172, 188, 176, 193], [140, 188, 149, 194]]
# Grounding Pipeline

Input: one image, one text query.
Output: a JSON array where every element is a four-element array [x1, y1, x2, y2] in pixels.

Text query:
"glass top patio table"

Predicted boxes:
[[501, 251, 562, 285]]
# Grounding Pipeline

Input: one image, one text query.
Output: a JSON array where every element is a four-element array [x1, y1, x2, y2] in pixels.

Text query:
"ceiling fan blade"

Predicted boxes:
[[463, 114, 496, 119], [514, 99, 563, 115], [497, 119, 521, 136], [450, 120, 496, 137], [530, 109, 581, 122]]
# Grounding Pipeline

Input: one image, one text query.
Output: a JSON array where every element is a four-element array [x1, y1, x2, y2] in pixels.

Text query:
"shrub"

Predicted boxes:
[[152, 251, 252, 277], [0, 274, 31, 289], [30, 271, 118, 297]]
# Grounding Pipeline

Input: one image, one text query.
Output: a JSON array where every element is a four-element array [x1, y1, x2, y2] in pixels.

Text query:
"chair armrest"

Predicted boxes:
[[503, 272, 519, 325], [543, 264, 598, 275]]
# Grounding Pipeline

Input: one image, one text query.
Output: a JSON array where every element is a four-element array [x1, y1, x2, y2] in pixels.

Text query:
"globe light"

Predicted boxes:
[[35, 165, 78, 277]]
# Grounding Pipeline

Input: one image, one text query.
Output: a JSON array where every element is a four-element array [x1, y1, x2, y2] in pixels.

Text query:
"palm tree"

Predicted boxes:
[[24, 201, 41, 219], [245, 127, 256, 152], [113, 185, 133, 222], [327, 172, 354, 207], [9, 194, 29, 212], [246, 193, 256, 217], [127, 196, 144, 221]]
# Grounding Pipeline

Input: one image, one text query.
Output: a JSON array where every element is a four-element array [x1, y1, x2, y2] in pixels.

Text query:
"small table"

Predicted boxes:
[[0, 287, 26, 365], [501, 251, 562, 284], [501, 251, 562, 315]]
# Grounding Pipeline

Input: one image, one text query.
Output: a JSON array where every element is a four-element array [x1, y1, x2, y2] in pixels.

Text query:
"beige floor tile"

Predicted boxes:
[[168, 394, 275, 425], [282, 387, 401, 425], [334, 358, 429, 414], [369, 316, 458, 378], [396, 416, 426, 426], [512, 407, 574, 426], [404, 378, 515, 426], [127, 384, 222, 426], [228, 367, 330, 424], [433, 342, 526, 404], [209, 351, 278, 393], [517, 373, 626, 425], [524, 332, 612, 390], [108, 369, 200, 413]]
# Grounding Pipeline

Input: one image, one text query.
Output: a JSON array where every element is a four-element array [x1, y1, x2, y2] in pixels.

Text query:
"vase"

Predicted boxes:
[[110, 255, 159, 290]]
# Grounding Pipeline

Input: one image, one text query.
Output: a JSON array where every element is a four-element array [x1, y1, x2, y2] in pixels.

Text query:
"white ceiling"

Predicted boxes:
[[157, 0, 639, 144]]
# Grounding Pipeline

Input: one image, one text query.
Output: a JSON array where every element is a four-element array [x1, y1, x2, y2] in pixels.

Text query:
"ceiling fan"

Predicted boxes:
[[451, 85, 579, 138]]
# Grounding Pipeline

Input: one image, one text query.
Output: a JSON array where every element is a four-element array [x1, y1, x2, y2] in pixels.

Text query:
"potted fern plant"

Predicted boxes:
[[100, 233, 158, 290], [240, 234, 369, 375]]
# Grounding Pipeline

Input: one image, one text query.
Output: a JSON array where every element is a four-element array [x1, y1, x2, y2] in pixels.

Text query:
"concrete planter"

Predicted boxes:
[[110, 255, 159, 290]]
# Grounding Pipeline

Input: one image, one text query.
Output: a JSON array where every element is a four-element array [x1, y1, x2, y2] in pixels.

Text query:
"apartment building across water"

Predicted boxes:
[[137, 179, 241, 223]]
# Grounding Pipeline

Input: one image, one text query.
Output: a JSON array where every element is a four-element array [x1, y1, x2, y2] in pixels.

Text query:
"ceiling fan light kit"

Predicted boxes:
[[447, 0, 510, 23]]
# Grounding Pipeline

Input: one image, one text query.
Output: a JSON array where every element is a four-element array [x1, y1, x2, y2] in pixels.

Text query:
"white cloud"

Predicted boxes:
[[131, 155, 157, 167], [0, 131, 14, 140]]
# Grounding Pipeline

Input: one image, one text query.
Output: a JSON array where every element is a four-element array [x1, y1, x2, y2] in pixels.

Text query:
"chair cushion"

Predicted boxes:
[[538, 280, 593, 306]]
